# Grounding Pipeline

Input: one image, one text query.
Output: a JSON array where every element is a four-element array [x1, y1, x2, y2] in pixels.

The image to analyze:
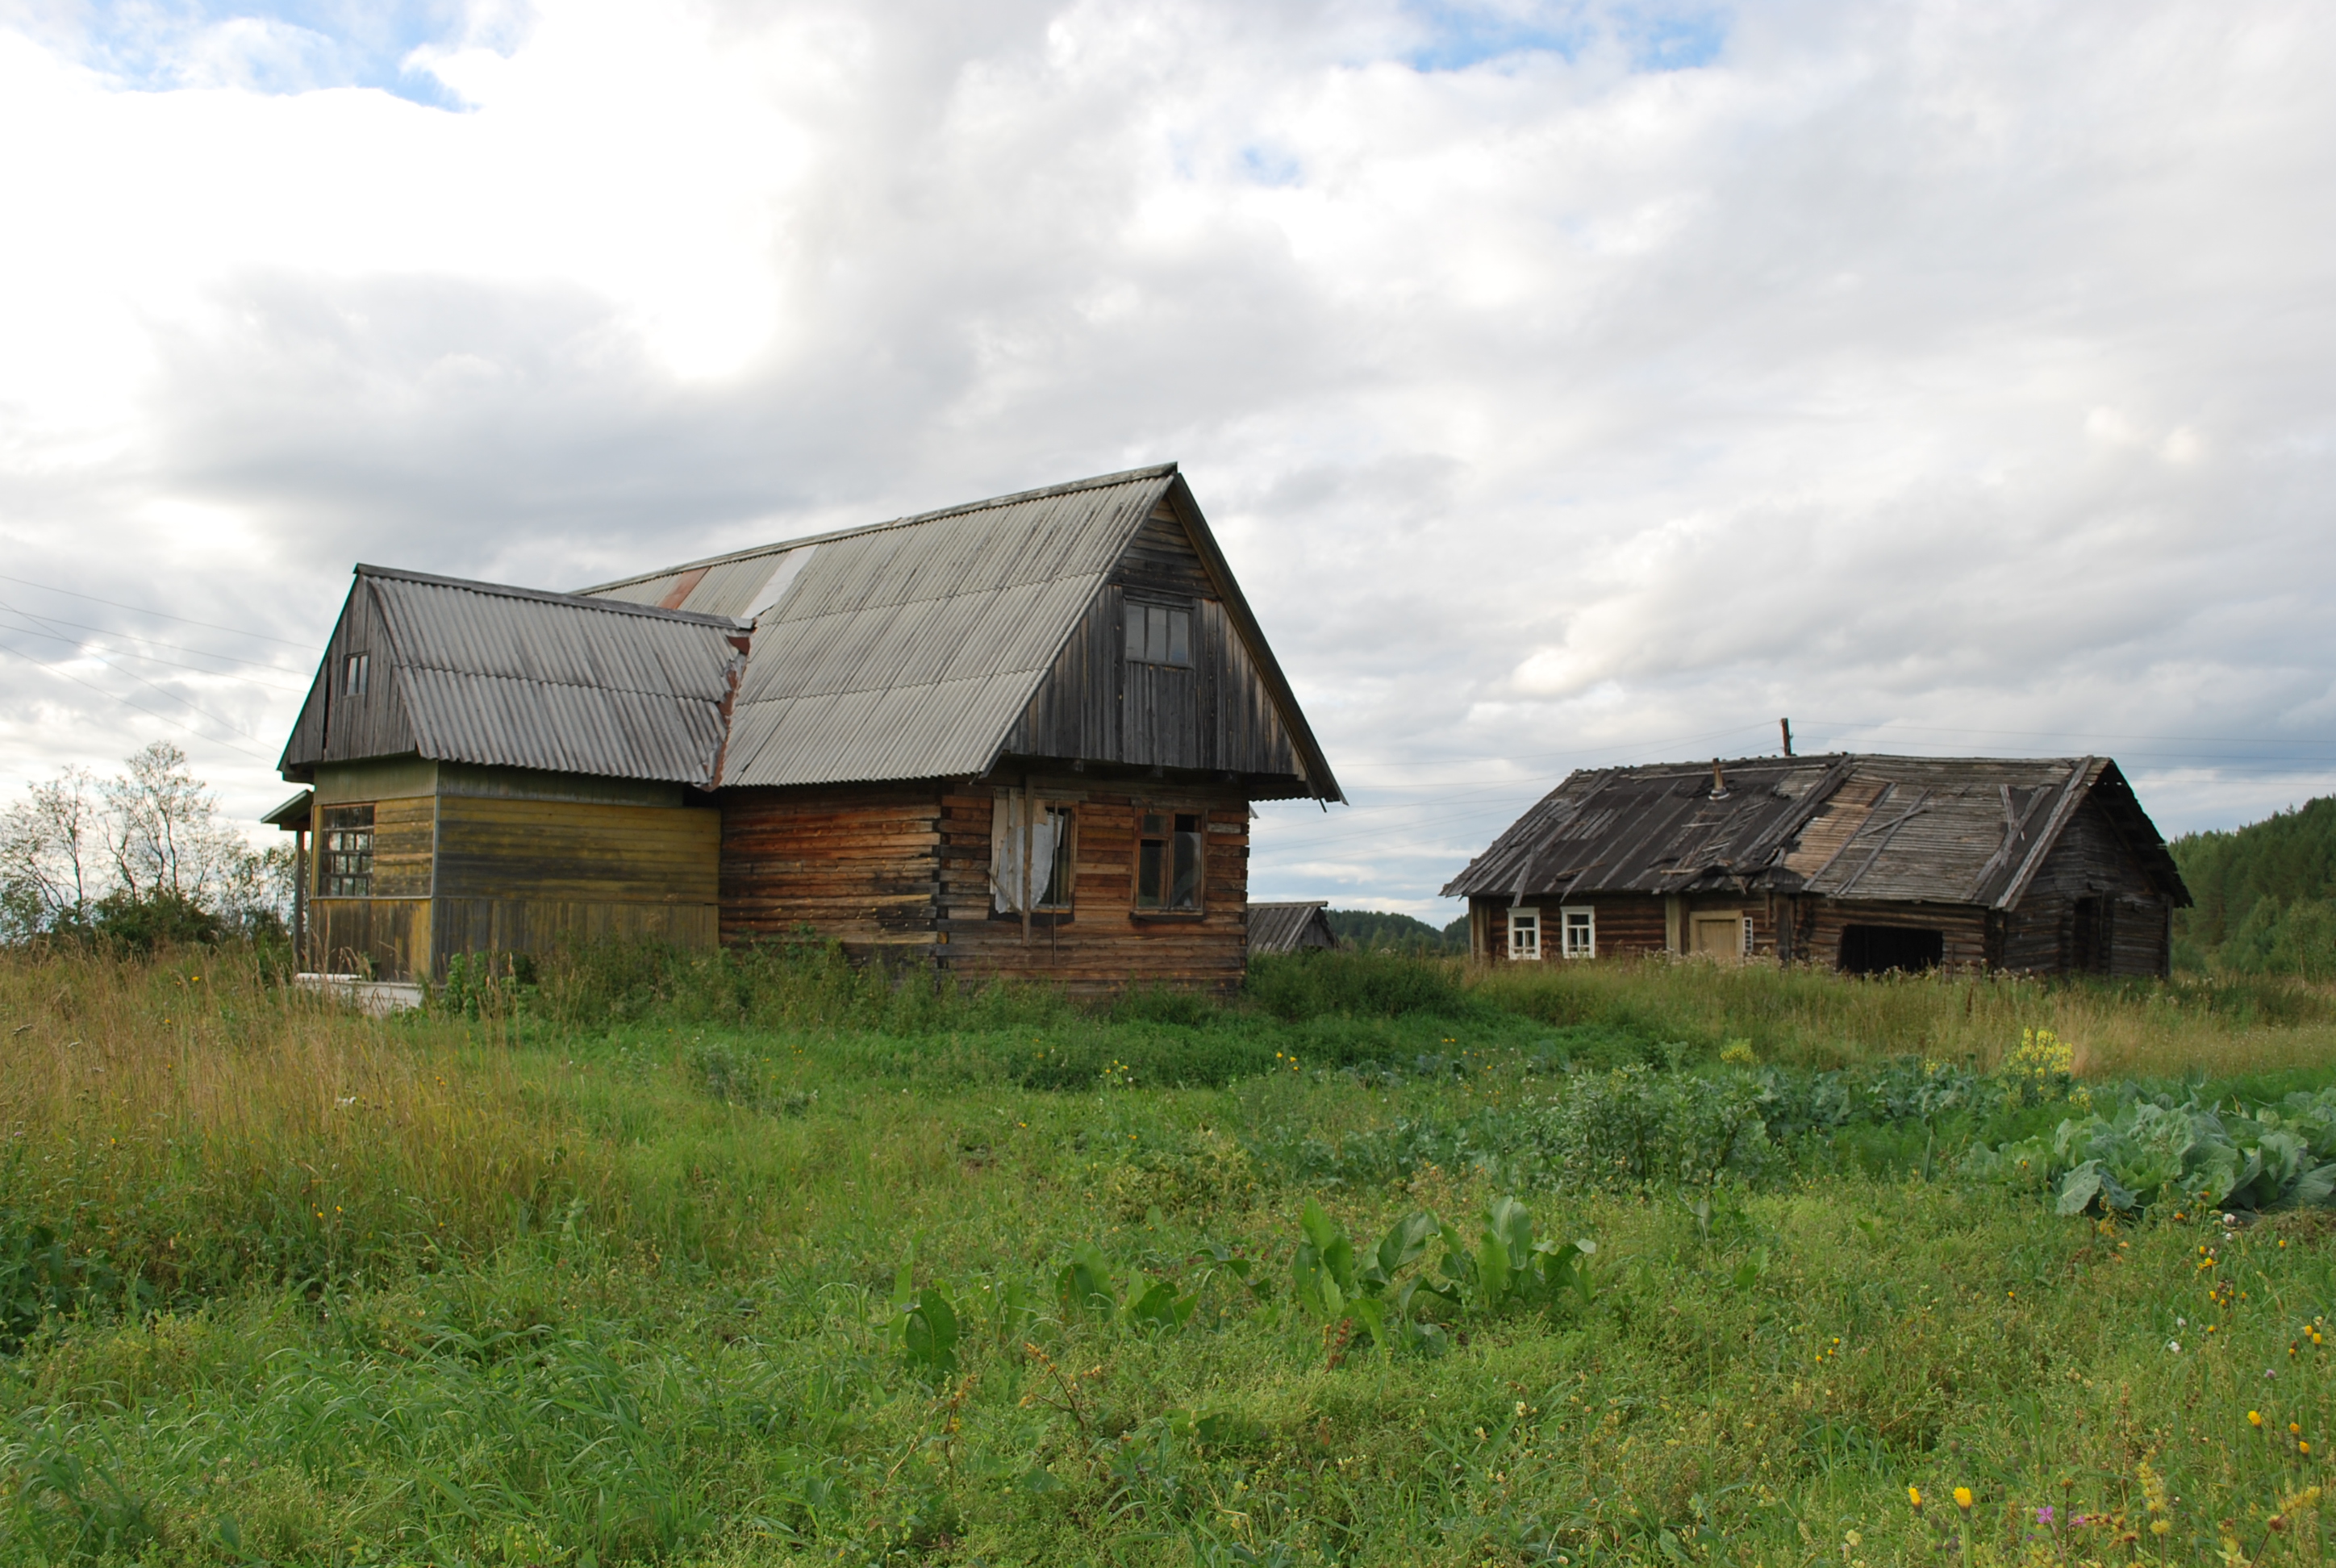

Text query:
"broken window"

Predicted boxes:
[[1124, 601, 1193, 667], [1839, 924, 1943, 975], [991, 797, 1073, 913], [321, 803, 374, 897], [1134, 810, 1203, 911], [1508, 907, 1541, 961]]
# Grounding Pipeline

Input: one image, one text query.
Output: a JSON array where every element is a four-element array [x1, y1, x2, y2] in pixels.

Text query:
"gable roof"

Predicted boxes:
[[277, 566, 745, 785], [578, 464, 1341, 797], [1441, 754, 2189, 909], [1247, 900, 1337, 954]]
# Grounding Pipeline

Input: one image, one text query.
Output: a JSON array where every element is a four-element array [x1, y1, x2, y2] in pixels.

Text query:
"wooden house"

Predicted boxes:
[[274, 465, 1341, 994], [1442, 755, 2189, 977], [1246, 900, 1339, 956]]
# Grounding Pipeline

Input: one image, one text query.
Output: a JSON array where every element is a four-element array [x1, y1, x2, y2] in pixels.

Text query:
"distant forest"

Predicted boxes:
[[2171, 797, 2336, 980], [1323, 908, 1470, 955]]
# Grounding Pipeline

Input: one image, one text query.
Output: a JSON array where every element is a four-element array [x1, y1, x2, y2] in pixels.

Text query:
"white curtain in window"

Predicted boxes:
[[991, 794, 1061, 913]]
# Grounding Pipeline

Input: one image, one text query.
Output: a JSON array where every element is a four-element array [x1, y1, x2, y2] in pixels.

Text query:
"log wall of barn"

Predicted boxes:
[[2001, 798, 2174, 977], [1790, 899, 1993, 971]]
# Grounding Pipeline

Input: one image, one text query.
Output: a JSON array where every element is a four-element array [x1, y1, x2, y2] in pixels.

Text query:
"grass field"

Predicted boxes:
[[6, 944, 2336, 1566]]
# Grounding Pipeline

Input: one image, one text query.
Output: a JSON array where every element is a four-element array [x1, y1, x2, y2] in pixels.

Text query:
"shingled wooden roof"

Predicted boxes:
[[1442, 754, 2189, 909]]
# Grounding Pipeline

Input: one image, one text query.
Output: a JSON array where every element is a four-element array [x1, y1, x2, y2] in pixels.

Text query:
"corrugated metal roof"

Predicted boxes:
[[1247, 901, 1336, 954], [581, 465, 1176, 788], [355, 567, 742, 785], [1443, 754, 2187, 910]]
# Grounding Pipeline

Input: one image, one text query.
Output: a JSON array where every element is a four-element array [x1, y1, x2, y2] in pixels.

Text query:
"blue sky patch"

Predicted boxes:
[[1400, 2, 1726, 74], [65, 1, 507, 108]]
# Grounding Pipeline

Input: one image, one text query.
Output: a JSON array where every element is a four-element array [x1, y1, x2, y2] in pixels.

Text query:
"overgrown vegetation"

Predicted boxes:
[[1320, 910, 1470, 955], [6, 943, 2336, 1564]]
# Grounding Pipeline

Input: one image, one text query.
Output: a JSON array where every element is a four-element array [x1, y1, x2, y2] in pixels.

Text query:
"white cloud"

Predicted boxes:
[[1, 0, 2333, 911]]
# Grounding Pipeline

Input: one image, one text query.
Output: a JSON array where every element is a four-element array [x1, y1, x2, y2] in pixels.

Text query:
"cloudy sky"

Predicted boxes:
[[2, 0, 2332, 917]]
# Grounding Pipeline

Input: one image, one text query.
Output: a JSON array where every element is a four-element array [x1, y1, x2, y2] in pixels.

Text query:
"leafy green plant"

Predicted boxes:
[[889, 1259, 962, 1377], [1966, 1086, 2336, 1215]]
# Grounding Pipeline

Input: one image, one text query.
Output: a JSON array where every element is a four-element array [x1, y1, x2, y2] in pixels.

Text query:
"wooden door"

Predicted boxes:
[[1689, 912, 1743, 960]]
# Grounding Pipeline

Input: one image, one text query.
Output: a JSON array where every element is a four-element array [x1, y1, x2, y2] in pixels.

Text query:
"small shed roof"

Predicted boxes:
[[1247, 900, 1337, 954], [1442, 754, 2188, 909], [278, 567, 744, 786]]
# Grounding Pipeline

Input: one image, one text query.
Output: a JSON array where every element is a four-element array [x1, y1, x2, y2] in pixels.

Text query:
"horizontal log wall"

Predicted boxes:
[[720, 782, 945, 951], [1796, 899, 1992, 970], [938, 779, 1251, 995], [2003, 799, 2173, 978]]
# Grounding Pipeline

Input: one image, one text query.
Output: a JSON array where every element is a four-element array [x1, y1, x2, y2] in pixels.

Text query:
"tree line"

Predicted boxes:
[[2170, 798, 2336, 981]]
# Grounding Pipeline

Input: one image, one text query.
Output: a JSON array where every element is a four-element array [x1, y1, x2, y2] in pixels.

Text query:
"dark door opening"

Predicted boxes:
[[2071, 896, 2104, 974], [1840, 924, 1944, 975]]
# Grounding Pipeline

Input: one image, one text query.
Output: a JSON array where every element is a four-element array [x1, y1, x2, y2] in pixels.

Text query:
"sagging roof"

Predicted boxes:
[[277, 567, 745, 786], [1441, 754, 2190, 910], [1247, 900, 1337, 955], [578, 464, 1340, 796]]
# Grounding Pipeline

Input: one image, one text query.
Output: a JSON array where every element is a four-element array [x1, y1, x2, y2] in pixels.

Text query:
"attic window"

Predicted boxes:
[[1124, 601, 1192, 667], [342, 653, 369, 695]]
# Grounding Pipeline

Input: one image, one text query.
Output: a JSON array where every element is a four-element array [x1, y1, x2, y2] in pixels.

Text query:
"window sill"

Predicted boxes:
[[1129, 909, 1207, 924]]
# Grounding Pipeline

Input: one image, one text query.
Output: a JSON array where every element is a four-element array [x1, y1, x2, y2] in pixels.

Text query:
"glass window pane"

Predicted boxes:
[[1171, 829, 1201, 908], [1137, 840, 1163, 906], [1141, 813, 1166, 835], [1166, 610, 1190, 665], [1124, 601, 1145, 661], [1146, 605, 1167, 663]]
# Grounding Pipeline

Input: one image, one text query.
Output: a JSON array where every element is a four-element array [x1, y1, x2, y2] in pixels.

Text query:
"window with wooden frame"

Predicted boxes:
[[990, 798, 1074, 915], [1508, 907, 1541, 961], [1559, 905, 1595, 960], [342, 652, 369, 695], [1124, 600, 1193, 667], [320, 803, 374, 897], [1133, 808, 1203, 913]]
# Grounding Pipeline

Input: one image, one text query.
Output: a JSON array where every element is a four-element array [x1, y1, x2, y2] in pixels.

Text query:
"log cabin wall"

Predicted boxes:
[[720, 782, 946, 957], [720, 774, 1253, 993], [2000, 797, 2173, 977], [1471, 894, 1779, 963], [938, 777, 1251, 995], [1792, 899, 1992, 971]]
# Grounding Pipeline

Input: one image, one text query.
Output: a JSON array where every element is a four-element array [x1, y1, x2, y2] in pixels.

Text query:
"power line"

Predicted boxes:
[[0, 570, 321, 648], [0, 606, 317, 678], [0, 597, 277, 747], [0, 613, 311, 693], [0, 636, 271, 761]]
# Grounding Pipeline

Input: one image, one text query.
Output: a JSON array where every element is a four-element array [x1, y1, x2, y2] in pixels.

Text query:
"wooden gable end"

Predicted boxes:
[[1000, 502, 1304, 782], [315, 578, 416, 765]]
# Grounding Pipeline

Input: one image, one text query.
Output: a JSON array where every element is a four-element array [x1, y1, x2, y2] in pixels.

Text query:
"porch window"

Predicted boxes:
[[321, 803, 374, 897], [1135, 810, 1203, 911], [1124, 601, 1193, 667], [1508, 907, 1541, 961], [1559, 906, 1595, 959]]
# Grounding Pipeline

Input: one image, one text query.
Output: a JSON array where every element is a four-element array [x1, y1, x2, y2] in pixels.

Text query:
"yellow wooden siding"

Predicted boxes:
[[312, 898, 431, 981], [372, 796, 435, 898], [432, 796, 719, 903], [435, 899, 717, 959]]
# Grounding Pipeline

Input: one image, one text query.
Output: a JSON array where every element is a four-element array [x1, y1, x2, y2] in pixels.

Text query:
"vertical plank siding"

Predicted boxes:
[[312, 899, 430, 981]]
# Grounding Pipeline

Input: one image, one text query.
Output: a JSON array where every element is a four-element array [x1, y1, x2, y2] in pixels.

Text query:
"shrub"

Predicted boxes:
[[1245, 950, 1469, 1020]]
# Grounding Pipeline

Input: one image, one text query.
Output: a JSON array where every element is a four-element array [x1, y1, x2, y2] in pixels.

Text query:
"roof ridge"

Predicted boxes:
[[357, 563, 747, 628], [574, 463, 1179, 595]]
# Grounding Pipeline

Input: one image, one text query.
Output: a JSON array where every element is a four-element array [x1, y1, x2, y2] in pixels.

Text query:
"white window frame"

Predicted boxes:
[[1508, 907, 1541, 961], [1742, 915, 1755, 957], [1559, 905, 1596, 960]]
